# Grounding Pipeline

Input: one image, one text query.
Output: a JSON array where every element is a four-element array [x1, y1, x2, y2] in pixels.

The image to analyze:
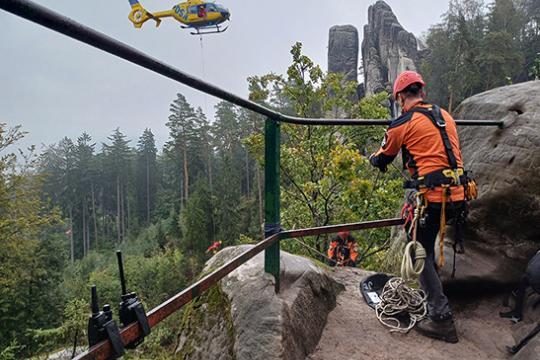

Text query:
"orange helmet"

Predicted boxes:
[[393, 71, 426, 99]]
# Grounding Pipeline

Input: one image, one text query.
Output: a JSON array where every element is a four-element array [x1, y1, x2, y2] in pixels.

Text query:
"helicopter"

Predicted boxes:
[[127, 0, 230, 35]]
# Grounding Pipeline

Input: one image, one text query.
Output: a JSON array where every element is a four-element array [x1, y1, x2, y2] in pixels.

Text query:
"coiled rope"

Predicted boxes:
[[375, 277, 427, 332], [400, 241, 426, 282], [400, 197, 426, 281], [376, 193, 428, 332]]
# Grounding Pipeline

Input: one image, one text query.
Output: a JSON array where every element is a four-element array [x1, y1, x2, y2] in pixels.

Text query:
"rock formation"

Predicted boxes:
[[175, 245, 343, 360], [328, 25, 359, 83], [445, 81, 540, 287], [361, 1, 420, 96]]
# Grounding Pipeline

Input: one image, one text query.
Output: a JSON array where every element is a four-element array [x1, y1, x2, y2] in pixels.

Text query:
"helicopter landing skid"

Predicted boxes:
[[190, 25, 228, 35]]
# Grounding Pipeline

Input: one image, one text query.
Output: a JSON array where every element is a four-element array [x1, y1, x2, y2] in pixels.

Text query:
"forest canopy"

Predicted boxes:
[[421, 0, 540, 111]]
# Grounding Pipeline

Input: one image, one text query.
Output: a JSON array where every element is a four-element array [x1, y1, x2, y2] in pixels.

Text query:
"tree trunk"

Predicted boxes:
[[82, 200, 87, 257], [245, 149, 250, 198], [116, 175, 121, 244], [146, 152, 150, 225], [126, 182, 130, 233], [208, 155, 213, 194], [69, 207, 74, 263], [183, 144, 189, 202], [208, 155, 215, 241], [180, 176, 184, 211], [121, 180, 126, 242], [91, 182, 98, 250]]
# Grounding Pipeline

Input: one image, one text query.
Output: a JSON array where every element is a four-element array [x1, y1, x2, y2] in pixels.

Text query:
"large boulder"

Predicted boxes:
[[175, 245, 344, 360], [361, 1, 420, 96], [446, 81, 540, 286], [328, 25, 359, 83]]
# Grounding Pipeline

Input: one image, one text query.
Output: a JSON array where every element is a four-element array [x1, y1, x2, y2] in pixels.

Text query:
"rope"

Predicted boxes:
[[400, 241, 426, 282], [291, 237, 337, 265], [375, 277, 427, 333], [199, 35, 208, 114], [400, 193, 426, 281]]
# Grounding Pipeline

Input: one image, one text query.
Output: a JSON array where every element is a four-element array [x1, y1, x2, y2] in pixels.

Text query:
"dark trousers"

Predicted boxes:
[[416, 202, 464, 320]]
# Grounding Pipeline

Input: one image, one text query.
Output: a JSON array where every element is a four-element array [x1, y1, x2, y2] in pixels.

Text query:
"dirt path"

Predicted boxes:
[[308, 268, 514, 360]]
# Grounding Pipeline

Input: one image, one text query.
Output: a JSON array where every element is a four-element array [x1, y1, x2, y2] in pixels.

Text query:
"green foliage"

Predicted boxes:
[[245, 43, 401, 268], [0, 340, 20, 360], [529, 52, 540, 79], [31, 299, 88, 356], [422, 0, 540, 109], [0, 124, 64, 356]]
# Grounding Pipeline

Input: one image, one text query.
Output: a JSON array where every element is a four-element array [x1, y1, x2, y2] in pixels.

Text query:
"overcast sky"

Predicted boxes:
[[0, 0, 450, 152]]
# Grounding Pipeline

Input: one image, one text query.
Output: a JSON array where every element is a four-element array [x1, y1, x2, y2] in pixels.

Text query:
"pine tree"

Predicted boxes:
[[73, 132, 95, 256], [166, 93, 198, 208], [136, 129, 158, 226], [102, 128, 132, 243], [478, 0, 524, 88]]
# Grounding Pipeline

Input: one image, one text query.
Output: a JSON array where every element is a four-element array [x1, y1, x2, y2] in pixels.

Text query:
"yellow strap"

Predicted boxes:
[[438, 187, 448, 268]]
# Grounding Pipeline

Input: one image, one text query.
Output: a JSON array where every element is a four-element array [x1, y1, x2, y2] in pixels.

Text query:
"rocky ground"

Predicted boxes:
[[308, 268, 516, 360]]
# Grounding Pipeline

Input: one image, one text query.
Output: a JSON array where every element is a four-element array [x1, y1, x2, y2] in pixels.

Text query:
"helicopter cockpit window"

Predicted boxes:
[[188, 6, 199, 14], [215, 4, 227, 12], [206, 4, 217, 12]]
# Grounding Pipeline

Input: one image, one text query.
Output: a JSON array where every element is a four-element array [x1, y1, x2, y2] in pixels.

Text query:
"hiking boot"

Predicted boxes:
[[415, 318, 459, 343]]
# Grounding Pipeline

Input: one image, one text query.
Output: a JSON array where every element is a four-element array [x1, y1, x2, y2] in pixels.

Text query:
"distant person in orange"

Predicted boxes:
[[327, 231, 359, 267], [370, 70, 468, 343]]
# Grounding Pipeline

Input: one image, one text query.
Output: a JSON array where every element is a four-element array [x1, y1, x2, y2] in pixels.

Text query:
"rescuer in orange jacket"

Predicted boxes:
[[369, 71, 467, 344], [327, 231, 359, 267]]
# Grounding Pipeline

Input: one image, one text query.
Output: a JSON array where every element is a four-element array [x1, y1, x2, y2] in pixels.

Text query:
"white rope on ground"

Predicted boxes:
[[375, 277, 427, 333]]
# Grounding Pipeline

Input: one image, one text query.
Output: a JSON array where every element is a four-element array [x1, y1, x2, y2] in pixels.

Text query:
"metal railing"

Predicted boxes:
[[0, 1, 504, 359]]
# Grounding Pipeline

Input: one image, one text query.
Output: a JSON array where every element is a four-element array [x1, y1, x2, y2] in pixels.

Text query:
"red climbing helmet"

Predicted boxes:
[[393, 71, 426, 99]]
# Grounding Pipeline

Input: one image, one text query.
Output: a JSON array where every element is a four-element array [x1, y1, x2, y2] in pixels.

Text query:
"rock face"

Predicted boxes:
[[446, 81, 540, 286], [176, 245, 343, 360], [361, 1, 420, 95], [328, 25, 359, 83]]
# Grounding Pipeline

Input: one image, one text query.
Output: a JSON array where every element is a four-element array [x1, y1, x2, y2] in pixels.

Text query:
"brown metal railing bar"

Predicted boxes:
[[74, 233, 281, 360], [280, 217, 404, 239], [73, 217, 404, 359]]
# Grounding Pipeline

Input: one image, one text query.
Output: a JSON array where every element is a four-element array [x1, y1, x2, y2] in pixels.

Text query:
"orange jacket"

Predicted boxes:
[[328, 236, 359, 265], [373, 101, 465, 203]]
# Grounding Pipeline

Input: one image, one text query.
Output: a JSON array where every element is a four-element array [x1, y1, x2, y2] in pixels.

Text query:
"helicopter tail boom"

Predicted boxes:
[[128, 1, 165, 28]]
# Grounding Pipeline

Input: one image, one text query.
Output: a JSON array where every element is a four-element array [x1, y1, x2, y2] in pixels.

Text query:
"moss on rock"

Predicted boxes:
[[176, 284, 235, 360]]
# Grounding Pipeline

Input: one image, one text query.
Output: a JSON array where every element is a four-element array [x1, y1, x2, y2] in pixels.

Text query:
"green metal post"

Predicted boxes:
[[264, 118, 281, 292]]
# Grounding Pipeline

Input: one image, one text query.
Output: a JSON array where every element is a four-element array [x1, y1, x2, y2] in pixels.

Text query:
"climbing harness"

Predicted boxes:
[[375, 277, 427, 333], [401, 104, 478, 271]]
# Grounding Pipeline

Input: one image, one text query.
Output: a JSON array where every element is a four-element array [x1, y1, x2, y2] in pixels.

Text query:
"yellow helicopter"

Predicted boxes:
[[128, 0, 230, 35]]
